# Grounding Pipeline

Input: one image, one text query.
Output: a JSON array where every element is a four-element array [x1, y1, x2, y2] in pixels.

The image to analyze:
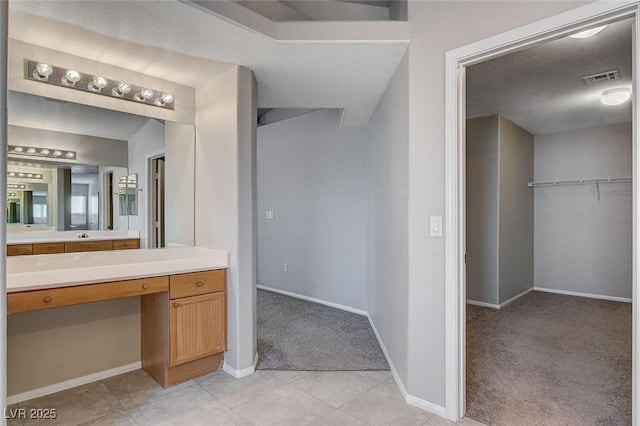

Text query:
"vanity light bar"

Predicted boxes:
[[8, 145, 76, 160], [25, 60, 175, 111], [8, 184, 26, 189], [7, 171, 43, 180], [7, 193, 16, 197]]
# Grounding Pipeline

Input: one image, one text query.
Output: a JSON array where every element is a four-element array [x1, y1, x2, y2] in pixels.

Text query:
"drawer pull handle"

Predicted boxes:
[[173, 302, 179, 308], [43, 296, 52, 303], [196, 281, 204, 287], [142, 283, 149, 289]]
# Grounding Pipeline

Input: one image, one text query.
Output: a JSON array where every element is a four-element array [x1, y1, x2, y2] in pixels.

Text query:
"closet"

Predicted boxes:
[[466, 115, 632, 306]]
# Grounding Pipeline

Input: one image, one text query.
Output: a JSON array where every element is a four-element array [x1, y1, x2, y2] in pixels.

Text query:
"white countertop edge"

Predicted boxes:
[[7, 235, 139, 244], [7, 246, 230, 293]]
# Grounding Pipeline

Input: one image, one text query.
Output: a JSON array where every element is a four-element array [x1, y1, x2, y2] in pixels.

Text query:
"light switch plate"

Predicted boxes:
[[266, 210, 274, 219], [430, 216, 443, 237]]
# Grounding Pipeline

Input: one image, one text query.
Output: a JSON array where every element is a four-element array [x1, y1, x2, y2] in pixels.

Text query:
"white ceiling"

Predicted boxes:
[[9, 1, 408, 126], [466, 18, 632, 135], [8, 91, 151, 141]]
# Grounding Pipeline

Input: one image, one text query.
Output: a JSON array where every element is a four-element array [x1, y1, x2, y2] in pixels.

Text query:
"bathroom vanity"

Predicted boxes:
[[6, 247, 228, 388], [6, 231, 141, 256]]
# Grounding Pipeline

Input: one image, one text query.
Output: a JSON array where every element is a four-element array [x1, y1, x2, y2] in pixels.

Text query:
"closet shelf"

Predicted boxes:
[[528, 177, 632, 187]]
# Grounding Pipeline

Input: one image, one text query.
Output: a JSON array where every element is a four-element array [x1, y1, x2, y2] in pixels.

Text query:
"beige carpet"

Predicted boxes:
[[466, 291, 631, 426]]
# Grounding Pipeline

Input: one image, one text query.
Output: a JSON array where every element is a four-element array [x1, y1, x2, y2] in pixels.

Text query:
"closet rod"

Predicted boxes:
[[527, 176, 632, 187]]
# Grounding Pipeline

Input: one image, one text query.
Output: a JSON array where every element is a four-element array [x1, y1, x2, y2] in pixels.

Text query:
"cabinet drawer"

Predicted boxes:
[[33, 242, 65, 255], [8, 276, 169, 314], [170, 270, 226, 299], [7, 244, 33, 256], [112, 239, 140, 250], [65, 240, 113, 253]]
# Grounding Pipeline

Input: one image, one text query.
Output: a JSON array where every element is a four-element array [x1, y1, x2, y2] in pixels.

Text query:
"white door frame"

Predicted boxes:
[[444, 1, 640, 422]]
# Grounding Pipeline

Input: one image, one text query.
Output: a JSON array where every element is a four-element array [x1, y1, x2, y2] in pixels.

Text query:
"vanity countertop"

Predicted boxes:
[[7, 246, 229, 293], [7, 231, 140, 245]]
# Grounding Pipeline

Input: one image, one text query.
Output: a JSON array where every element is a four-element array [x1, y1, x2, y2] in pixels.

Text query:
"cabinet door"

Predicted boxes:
[[169, 292, 226, 366]]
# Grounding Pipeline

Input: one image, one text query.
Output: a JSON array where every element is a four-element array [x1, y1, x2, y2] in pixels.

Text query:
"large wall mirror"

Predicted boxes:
[[7, 90, 195, 248]]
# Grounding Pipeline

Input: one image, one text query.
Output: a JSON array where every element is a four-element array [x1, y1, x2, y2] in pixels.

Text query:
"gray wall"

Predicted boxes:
[[498, 116, 534, 303], [257, 108, 368, 310], [534, 122, 632, 299], [405, 1, 591, 404], [195, 66, 257, 372], [165, 122, 195, 247], [466, 116, 499, 305], [367, 52, 410, 383], [128, 119, 165, 248]]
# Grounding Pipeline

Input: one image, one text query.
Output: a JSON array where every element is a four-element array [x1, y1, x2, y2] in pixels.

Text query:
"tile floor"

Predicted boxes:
[[8, 369, 486, 426]]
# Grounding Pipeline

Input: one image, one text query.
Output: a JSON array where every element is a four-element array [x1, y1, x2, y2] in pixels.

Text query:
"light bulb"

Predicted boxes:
[[8, 172, 15, 177], [17, 173, 24, 178], [88, 76, 108, 92], [26, 174, 33, 178], [13, 146, 23, 153], [61, 69, 82, 86], [135, 88, 154, 101], [52, 150, 63, 157], [112, 82, 132, 97], [26, 148, 37, 154], [601, 88, 631, 106], [35, 174, 42, 179], [40, 149, 50, 155], [33, 63, 53, 80], [64, 152, 76, 159], [155, 92, 174, 106]]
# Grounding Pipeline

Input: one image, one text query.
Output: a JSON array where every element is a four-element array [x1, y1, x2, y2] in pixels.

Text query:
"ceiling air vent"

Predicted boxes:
[[582, 70, 620, 86]]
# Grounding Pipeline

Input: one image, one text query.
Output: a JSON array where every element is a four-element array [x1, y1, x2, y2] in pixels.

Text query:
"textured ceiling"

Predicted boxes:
[[466, 18, 632, 135], [9, 0, 408, 126], [8, 91, 151, 141]]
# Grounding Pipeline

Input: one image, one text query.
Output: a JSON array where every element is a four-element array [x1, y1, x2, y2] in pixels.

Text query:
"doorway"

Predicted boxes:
[[444, 2, 640, 422], [149, 155, 165, 248]]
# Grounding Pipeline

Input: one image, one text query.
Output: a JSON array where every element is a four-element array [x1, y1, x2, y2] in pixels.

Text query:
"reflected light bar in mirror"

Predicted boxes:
[[8, 145, 76, 160], [24, 60, 175, 111], [7, 193, 16, 197], [8, 184, 26, 189], [8, 171, 43, 180]]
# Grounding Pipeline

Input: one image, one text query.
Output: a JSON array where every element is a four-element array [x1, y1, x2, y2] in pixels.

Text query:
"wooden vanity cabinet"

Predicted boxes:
[[6, 244, 33, 256], [142, 269, 227, 388], [7, 238, 140, 256]]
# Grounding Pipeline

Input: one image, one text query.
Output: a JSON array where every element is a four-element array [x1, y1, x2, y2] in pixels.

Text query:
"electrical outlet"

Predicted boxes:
[[266, 210, 274, 220], [283, 263, 288, 272]]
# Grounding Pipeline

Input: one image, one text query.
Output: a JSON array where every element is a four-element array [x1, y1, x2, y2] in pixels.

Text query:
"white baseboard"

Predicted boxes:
[[499, 287, 534, 308], [466, 299, 500, 309], [534, 287, 632, 303], [366, 314, 446, 418], [467, 287, 534, 310], [223, 352, 259, 378], [257, 284, 368, 316], [7, 362, 141, 405]]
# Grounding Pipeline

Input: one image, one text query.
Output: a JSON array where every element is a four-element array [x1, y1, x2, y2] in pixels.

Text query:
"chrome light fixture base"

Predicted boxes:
[[25, 60, 175, 111]]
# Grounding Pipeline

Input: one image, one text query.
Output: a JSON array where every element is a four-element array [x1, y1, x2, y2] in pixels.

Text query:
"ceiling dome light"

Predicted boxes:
[[569, 25, 607, 39], [112, 82, 132, 97], [61, 69, 82, 86], [135, 88, 154, 102], [88, 76, 108, 92], [601, 88, 631, 106], [33, 63, 53, 81]]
